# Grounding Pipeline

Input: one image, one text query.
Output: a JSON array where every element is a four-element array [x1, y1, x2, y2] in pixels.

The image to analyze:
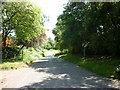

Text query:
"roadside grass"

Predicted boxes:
[[0, 62, 28, 69], [50, 49, 61, 55], [55, 53, 120, 78], [0, 48, 60, 70], [0, 47, 48, 70]]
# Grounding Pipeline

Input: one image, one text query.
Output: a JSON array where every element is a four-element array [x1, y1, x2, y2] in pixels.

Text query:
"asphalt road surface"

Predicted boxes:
[[1, 55, 120, 89]]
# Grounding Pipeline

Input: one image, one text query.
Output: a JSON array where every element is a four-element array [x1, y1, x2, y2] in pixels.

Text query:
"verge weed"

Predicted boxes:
[[0, 47, 47, 70], [55, 53, 120, 79]]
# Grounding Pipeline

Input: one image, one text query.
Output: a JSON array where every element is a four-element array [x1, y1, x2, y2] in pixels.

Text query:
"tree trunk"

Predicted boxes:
[[2, 35, 7, 47]]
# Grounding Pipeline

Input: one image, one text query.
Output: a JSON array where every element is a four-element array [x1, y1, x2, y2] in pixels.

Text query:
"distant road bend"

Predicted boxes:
[[1, 55, 120, 89]]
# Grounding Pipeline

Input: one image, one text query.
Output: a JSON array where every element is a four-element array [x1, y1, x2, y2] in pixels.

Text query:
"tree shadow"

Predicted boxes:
[[21, 55, 116, 88]]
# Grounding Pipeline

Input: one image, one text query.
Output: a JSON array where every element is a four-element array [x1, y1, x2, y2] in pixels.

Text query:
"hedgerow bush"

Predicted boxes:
[[2, 47, 21, 59], [114, 65, 120, 79], [22, 47, 44, 64]]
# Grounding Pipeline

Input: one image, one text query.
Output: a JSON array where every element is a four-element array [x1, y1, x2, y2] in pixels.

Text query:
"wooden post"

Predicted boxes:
[[22, 50, 23, 60], [83, 42, 89, 58]]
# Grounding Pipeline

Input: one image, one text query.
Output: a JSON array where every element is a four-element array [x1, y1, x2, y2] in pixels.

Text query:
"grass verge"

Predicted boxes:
[[55, 53, 120, 79], [0, 47, 48, 70], [0, 62, 28, 69]]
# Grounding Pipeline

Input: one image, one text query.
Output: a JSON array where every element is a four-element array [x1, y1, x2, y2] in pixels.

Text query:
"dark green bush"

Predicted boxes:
[[114, 65, 120, 79], [2, 47, 21, 59]]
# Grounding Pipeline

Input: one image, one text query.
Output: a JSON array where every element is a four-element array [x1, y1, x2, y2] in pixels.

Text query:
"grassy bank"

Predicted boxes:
[[0, 47, 48, 70], [55, 53, 120, 79], [0, 48, 60, 70]]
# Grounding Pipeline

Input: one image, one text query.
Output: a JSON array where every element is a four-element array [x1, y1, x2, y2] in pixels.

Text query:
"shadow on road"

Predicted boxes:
[[21, 55, 115, 88]]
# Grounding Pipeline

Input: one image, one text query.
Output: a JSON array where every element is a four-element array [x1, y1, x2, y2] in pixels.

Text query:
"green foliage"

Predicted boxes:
[[53, 2, 120, 56], [22, 47, 43, 63], [55, 53, 120, 79], [114, 65, 120, 79], [41, 38, 56, 50], [2, 47, 20, 59], [1, 1, 45, 46], [1, 47, 47, 69]]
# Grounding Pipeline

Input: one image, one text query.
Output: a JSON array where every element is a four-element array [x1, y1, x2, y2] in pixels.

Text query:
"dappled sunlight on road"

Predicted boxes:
[[20, 55, 117, 88], [1, 55, 119, 88]]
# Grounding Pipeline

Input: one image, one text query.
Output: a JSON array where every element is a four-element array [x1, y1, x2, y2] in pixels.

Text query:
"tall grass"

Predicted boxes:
[[0, 47, 47, 69], [55, 53, 120, 79]]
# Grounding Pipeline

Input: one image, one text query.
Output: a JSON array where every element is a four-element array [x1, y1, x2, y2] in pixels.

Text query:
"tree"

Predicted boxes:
[[1, 1, 45, 47], [30, 33, 47, 47], [53, 2, 87, 53], [84, 2, 120, 55], [53, 2, 120, 56]]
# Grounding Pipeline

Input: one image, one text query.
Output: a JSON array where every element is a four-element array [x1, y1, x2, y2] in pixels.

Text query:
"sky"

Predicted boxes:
[[29, 0, 69, 40]]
